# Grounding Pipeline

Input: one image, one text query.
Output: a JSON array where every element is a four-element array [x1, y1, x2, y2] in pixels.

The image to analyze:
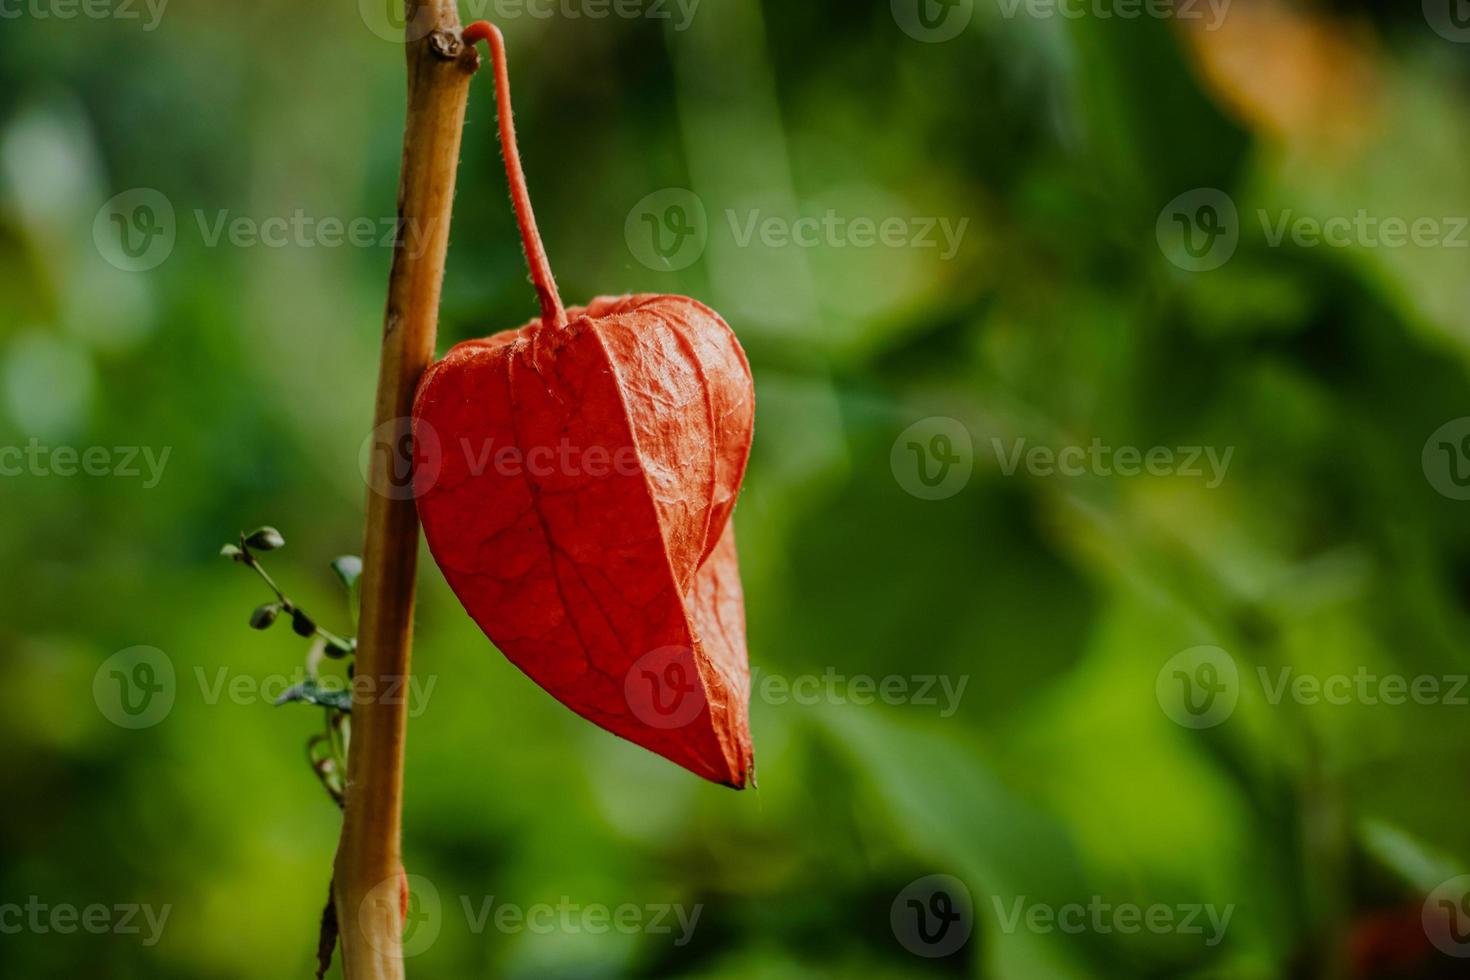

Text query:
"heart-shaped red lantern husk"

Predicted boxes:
[[412, 22, 755, 788]]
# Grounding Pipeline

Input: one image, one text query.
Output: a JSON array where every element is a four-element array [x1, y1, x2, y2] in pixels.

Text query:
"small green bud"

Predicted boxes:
[[245, 527, 286, 551], [250, 603, 282, 630], [330, 556, 363, 591]]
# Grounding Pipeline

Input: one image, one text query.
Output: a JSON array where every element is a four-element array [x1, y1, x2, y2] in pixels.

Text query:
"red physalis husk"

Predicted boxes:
[[412, 22, 755, 787]]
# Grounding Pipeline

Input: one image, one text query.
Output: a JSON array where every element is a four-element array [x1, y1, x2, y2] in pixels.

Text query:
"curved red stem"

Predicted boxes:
[[465, 20, 567, 330]]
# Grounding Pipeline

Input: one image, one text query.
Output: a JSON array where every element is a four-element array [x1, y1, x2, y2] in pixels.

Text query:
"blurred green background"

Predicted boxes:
[[6, 0, 1470, 976]]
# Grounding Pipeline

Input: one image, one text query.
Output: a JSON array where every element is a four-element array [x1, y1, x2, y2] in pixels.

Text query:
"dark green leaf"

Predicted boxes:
[[324, 636, 356, 660]]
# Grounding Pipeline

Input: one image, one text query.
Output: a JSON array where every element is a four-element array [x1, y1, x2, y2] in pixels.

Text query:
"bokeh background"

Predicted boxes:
[[5, 0, 1470, 976]]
